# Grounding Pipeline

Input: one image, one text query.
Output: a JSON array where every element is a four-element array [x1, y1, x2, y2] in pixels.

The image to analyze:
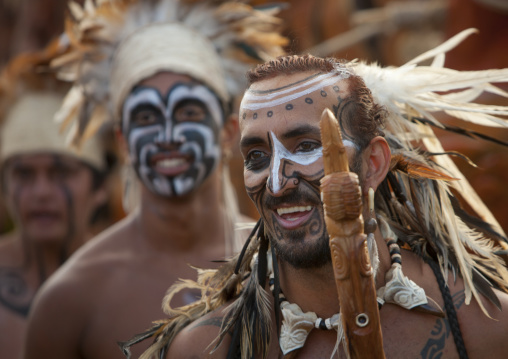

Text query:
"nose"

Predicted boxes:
[[155, 120, 185, 148], [266, 156, 299, 197], [31, 173, 56, 199]]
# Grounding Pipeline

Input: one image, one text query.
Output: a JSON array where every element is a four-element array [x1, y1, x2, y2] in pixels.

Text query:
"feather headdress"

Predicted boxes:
[[349, 28, 508, 314], [51, 0, 287, 145], [0, 37, 106, 170]]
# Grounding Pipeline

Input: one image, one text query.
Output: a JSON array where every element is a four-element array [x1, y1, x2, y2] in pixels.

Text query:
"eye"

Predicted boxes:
[[51, 163, 80, 181], [12, 167, 34, 182], [174, 100, 206, 122], [246, 150, 267, 161], [244, 150, 270, 171], [295, 141, 320, 153], [131, 106, 160, 126]]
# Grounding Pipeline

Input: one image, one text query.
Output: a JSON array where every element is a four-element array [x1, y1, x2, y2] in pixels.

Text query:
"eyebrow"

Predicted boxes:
[[240, 124, 322, 150], [282, 125, 322, 140], [240, 135, 266, 149]]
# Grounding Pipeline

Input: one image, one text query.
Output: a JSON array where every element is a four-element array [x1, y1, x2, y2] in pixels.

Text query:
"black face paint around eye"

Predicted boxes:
[[123, 83, 224, 197]]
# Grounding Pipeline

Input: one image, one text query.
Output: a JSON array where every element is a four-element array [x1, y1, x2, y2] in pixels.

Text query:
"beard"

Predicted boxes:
[[261, 183, 332, 269], [270, 227, 332, 269], [262, 151, 365, 270]]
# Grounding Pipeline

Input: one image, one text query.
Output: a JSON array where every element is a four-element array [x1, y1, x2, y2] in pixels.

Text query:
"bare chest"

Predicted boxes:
[[80, 260, 204, 359], [262, 306, 460, 359]]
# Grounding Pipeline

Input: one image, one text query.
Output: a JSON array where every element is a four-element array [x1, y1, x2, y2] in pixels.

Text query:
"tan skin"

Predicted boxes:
[[166, 71, 508, 358], [23, 72, 248, 359], [0, 153, 106, 359]]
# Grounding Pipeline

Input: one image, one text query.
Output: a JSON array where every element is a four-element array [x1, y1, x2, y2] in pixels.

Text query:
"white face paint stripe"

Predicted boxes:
[[167, 85, 223, 129], [241, 76, 341, 111], [173, 142, 205, 195], [241, 71, 351, 111], [123, 89, 165, 133], [174, 123, 221, 161], [128, 125, 163, 163], [247, 73, 337, 100], [138, 143, 163, 193], [269, 131, 322, 193], [268, 131, 357, 193]]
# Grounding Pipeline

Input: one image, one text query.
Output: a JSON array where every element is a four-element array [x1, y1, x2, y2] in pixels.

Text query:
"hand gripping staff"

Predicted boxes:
[[319, 109, 385, 358]]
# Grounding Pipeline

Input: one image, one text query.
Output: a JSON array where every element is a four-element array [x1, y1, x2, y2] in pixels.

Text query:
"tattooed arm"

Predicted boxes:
[[420, 282, 508, 359]]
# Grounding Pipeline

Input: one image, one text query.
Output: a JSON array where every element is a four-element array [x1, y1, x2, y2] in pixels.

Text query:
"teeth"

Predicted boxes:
[[156, 158, 185, 169], [277, 206, 312, 216]]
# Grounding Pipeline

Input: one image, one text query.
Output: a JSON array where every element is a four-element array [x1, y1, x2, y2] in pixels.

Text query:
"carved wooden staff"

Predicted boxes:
[[320, 109, 385, 358]]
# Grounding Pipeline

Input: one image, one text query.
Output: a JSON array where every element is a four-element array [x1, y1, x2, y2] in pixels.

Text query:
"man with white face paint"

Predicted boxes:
[[135, 50, 508, 359], [123, 81, 224, 197], [24, 1, 286, 358]]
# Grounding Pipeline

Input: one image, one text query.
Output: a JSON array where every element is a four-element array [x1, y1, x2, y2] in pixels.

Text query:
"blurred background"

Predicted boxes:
[[1, 0, 507, 234]]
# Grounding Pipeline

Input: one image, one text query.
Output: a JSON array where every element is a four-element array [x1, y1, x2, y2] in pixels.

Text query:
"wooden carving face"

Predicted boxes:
[[239, 70, 359, 268]]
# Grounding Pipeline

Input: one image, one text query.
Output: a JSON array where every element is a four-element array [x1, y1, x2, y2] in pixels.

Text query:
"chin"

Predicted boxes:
[[26, 228, 69, 245], [272, 234, 332, 269]]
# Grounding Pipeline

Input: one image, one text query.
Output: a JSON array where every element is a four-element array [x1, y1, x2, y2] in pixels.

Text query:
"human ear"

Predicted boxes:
[[91, 180, 109, 210], [362, 136, 391, 195], [221, 114, 239, 156], [114, 125, 130, 163]]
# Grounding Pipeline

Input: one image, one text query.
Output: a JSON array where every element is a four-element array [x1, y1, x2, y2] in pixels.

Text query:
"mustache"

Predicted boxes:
[[263, 187, 321, 210]]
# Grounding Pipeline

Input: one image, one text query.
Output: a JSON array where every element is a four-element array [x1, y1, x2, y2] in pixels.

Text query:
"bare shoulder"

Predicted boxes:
[[392, 250, 508, 357], [24, 215, 141, 358], [458, 286, 508, 358], [166, 306, 232, 359], [0, 232, 21, 263]]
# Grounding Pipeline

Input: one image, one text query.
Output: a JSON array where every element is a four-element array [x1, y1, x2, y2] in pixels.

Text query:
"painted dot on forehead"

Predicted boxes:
[[285, 104, 293, 111], [253, 112, 258, 120], [305, 97, 313, 104], [267, 111, 273, 117], [333, 85, 340, 92], [320, 90, 327, 97]]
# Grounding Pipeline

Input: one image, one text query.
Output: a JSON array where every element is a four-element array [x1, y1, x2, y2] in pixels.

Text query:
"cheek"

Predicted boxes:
[[5, 184, 25, 216], [128, 127, 160, 154], [289, 159, 324, 182], [244, 169, 268, 192], [65, 183, 94, 216]]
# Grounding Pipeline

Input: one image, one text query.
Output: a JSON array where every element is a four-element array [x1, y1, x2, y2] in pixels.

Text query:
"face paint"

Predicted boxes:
[[268, 131, 322, 193], [241, 71, 350, 110], [123, 82, 223, 197], [0, 153, 99, 316], [240, 70, 361, 269]]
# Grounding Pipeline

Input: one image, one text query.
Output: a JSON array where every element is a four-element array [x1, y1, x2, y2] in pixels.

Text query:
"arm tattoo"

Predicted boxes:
[[0, 269, 31, 317], [420, 290, 465, 359]]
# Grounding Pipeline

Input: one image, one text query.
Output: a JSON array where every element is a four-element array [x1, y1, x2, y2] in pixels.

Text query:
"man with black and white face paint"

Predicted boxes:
[[24, 2, 287, 358], [123, 80, 223, 197]]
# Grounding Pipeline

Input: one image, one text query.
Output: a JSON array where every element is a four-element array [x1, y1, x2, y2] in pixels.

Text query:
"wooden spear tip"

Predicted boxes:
[[320, 108, 349, 174], [320, 108, 344, 146]]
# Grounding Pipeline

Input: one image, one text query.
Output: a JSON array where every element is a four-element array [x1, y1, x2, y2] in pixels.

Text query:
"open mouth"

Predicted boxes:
[[274, 205, 314, 229], [150, 153, 192, 177], [27, 211, 61, 225]]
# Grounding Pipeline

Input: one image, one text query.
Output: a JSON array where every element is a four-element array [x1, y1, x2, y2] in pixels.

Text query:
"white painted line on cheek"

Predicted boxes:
[[268, 132, 358, 193], [128, 125, 162, 162], [122, 89, 165, 133], [269, 131, 323, 193]]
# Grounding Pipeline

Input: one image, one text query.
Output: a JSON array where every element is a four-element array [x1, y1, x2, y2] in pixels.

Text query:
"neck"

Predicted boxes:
[[17, 230, 89, 280], [275, 226, 392, 319], [277, 259, 340, 318], [136, 173, 228, 253]]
